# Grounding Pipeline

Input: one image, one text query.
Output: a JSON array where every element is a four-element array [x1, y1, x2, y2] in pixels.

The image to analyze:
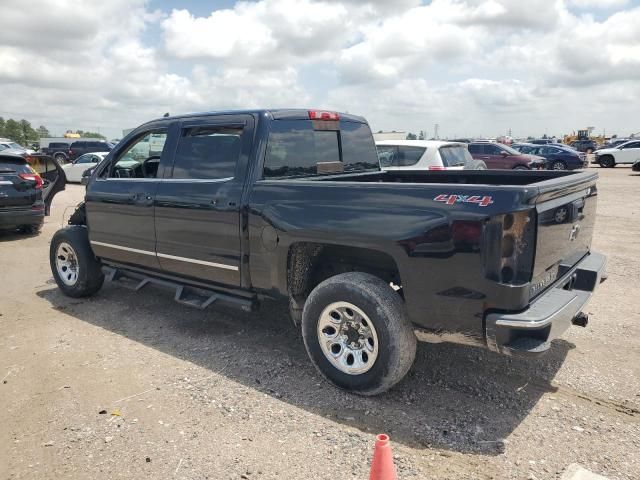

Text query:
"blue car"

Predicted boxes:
[[511, 143, 587, 170]]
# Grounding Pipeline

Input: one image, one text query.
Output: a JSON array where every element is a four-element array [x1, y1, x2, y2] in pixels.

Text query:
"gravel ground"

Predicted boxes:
[[1, 167, 639, 479]]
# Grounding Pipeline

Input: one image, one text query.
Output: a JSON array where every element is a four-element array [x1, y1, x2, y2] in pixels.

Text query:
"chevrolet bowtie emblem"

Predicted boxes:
[[569, 223, 581, 241]]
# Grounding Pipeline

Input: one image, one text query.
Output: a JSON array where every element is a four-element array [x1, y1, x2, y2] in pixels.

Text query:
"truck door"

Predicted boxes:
[[85, 123, 174, 270], [154, 114, 254, 287]]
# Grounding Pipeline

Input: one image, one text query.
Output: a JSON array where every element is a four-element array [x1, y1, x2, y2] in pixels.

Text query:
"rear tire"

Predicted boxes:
[[19, 224, 42, 235], [513, 166, 529, 170], [301, 272, 416, 396], [599, 155, 615, 168], [50, 226, 104, 297]]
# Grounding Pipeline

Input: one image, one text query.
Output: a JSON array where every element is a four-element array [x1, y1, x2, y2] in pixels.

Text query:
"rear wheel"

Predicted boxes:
[[301, 272, 416, 396], [551, 160, 567, 170], [19, 224, 42, 235], [513, 166, 529, 170], [50, 226, 104, 297], [599, 155, 615, 168]]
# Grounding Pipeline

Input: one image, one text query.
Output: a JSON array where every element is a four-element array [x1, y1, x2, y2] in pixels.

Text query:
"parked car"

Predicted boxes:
[[376, 140, 485, 171], [62, 152, 109, 183], [50, 108, 605, 395], [467, 142, 546, 169], [67, 140, 114, 161], [597, 138, 629, 150], [0, 153, 65, 233], [511, 143, 587, 170], [41, 142, 73, 163], [0, 140, 35, 155], [593, 140, 640, 168], [570, 139, 598, 153]]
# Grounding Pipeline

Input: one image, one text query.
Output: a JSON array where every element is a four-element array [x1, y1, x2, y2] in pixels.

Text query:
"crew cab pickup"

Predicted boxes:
[[49, 109, 605, 395]]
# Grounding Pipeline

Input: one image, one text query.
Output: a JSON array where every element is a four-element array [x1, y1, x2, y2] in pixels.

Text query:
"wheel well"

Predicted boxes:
[[287, 242, 402, 307], [68, 202, 87, 226]]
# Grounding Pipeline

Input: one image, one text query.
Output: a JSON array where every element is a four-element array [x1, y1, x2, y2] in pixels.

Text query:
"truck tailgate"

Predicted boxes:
[[530, 171, 598, 298]]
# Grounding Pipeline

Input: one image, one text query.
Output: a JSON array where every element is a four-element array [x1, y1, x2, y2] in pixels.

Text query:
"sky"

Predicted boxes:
[[1, 0, 639, 140]]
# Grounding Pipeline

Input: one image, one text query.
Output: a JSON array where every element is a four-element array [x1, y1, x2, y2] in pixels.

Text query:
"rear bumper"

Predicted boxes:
[[485, 252, 606, 357], [0, 209, 44, 229]]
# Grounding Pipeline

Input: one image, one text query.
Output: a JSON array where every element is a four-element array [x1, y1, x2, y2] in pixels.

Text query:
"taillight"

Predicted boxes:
[[428, 166, 446, 170], [19, 173, 43, 189], [482, 210, 536, 285], [308, 110, 340, 121]]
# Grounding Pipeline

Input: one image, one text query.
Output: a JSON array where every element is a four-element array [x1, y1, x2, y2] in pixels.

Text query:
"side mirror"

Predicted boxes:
[[81, 168, 94, 186]]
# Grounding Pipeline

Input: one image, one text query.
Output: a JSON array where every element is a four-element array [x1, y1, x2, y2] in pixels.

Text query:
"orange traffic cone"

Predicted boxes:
[[369, 434, 398, 480]]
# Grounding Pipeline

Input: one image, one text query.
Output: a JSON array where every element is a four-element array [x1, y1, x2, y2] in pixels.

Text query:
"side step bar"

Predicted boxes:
[[102, 266, 257, 312]]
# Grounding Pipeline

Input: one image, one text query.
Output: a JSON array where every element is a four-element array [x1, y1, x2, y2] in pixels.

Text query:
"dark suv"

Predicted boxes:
[[68, 141, 113, 161], [0, 153, 65, 233], [570, 139, 598, 153]]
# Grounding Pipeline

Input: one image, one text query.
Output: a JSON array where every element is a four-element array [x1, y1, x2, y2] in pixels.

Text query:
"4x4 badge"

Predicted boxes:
[[434, 194, 494, 207]]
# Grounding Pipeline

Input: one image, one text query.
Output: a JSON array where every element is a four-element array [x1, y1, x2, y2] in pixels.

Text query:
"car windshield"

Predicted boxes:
[[7, 142, 22, 149], [501, 145, 521, 155]]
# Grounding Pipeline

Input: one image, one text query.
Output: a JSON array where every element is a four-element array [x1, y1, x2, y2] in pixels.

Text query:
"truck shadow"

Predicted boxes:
[[37, 282, 573, 456]]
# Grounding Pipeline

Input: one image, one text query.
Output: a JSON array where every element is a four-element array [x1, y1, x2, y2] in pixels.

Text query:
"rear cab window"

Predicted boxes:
[[263, 118, 379, 179]]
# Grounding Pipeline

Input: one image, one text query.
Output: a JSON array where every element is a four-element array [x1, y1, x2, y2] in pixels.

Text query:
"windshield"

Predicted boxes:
[[501, 144, 522, 155]]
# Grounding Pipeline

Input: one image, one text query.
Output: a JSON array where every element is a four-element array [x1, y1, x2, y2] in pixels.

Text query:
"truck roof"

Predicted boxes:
[[143, 109, 368, 127]]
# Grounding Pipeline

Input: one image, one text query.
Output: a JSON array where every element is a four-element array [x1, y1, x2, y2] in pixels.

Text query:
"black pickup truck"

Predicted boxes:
[[49, 109, 605, 395]]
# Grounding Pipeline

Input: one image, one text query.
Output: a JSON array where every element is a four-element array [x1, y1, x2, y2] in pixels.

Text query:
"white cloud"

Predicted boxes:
[[0, 0, 639, 139]]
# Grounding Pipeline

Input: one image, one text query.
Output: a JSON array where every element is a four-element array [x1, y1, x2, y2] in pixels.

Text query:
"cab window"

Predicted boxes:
[[107, 131, 168, 179], [171, 126, 243, 180]]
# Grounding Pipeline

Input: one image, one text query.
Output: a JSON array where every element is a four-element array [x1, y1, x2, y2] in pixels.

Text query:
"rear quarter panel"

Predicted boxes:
[[247, 179, 536, 342]]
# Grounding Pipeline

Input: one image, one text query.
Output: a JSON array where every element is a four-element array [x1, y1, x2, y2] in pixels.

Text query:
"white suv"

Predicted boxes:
[[376, 140, 484, 171], [594, 140, 640, 168]]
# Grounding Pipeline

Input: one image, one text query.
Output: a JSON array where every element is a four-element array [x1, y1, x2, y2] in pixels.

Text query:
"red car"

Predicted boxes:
[[468, 142, 545, 170]]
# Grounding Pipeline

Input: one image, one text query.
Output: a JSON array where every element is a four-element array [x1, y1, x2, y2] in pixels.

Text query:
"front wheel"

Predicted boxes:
[[50, 226, 104, 297], [599, 155, 615, 168], [54, 153, 66, 163], [301, 272, 416, 396], [513, 166, 529, 170], [551, 160, 567, 170]]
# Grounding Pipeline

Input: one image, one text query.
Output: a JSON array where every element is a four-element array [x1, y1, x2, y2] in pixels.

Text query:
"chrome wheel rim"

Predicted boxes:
[[56, 242, 79, 286], [317, 301, 379, 375], [554, 207, 568, 223], [552, 162, 565, 170]]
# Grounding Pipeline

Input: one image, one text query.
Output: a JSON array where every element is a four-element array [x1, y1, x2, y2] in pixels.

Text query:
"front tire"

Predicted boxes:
[[551, 160, 567, 170], [54, 153, 66, 163], [599, 155, 615, 168], [50, 226, 104, 297], [301, 272, 416, 396]]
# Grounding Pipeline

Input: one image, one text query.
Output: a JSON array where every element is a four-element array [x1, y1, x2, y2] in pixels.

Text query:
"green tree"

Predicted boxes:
[[36, 125, 50, 138], [4, 119, 25, 144], [0, 117, 5, 138], [406, 132, 417, 140], [418, 130, 426, 140], [80, 131, 106, 139], [20, 119, 39, 143]]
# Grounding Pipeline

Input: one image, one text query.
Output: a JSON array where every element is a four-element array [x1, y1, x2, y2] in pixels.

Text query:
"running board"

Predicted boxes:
[[102, 266, 256, 312]]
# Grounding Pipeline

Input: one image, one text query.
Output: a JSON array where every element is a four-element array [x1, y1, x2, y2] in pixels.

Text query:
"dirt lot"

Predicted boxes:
[[1, 167, 639, 480]]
